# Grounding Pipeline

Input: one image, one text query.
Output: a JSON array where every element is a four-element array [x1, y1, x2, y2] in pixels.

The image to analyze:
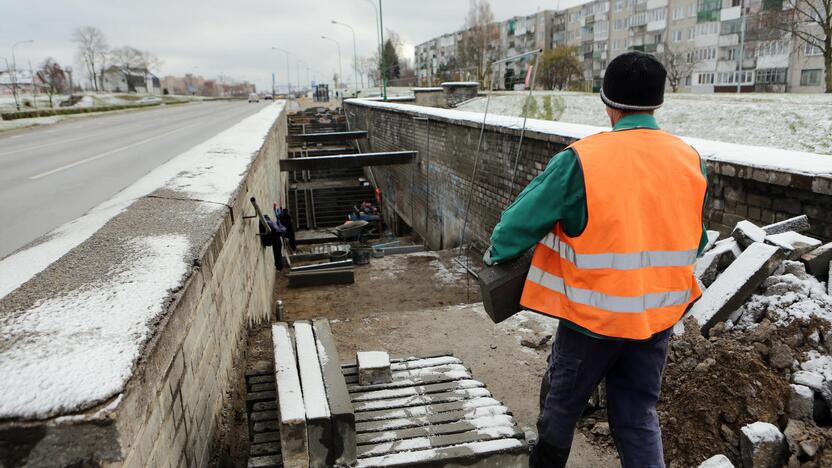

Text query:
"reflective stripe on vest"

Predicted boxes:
[[519, 128, 707, 340], [539, 232, 699, 270], [526, 265, 693, 313]]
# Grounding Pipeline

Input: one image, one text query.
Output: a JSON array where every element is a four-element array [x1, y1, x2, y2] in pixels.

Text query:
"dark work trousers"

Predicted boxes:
[[533, 323, 671, 468]]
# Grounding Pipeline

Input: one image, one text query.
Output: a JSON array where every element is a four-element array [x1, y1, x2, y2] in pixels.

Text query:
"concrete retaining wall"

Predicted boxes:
[[344, 99, 832, 250], [0, 103, 289, 467]]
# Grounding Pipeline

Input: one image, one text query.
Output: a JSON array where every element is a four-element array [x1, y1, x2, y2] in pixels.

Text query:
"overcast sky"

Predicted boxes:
[[0, 0, 586, 91]]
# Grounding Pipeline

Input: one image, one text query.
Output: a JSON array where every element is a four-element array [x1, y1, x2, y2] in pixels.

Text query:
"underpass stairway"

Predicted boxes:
[[286, 108, 374, 230]]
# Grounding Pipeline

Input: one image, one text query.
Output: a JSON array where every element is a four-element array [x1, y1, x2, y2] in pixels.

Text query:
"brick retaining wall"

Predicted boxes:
[[345, 99, 832, 250]]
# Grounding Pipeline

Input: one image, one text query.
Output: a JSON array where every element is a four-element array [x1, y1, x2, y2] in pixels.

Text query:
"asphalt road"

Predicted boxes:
[[0, 100, 271, 259]]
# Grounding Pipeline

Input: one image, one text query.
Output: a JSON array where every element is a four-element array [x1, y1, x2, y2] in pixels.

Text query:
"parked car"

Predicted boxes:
[[248, 93, 259, 103]]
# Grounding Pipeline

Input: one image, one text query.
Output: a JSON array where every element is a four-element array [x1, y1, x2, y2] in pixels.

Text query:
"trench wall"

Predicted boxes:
[[0, 103, 288, 467], [345, 99, 832, 250], [117, 115, 287, 468]]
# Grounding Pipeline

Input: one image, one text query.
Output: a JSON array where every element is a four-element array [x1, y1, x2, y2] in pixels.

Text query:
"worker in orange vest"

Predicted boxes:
[[484, 52, 708, 467]]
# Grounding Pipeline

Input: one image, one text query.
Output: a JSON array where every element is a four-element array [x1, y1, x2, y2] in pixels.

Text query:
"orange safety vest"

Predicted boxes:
[[520, 128, 707, 340]]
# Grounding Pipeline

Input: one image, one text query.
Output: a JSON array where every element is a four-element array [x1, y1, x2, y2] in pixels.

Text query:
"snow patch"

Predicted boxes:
[[0, 234, 190, 418]]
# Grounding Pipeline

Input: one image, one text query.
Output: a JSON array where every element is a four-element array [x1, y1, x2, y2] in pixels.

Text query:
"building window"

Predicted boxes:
[[673, 30, 683, 42], [615, 19, 623, 30], [800, 69, 822, 86], [615, 0, 625, 11], [697, 72, 715, 84], [756, 67, 787, 84], [685, 75, 692, 86], [716, 70, 753, 84], [805, 43, 823, 56], [687, 4, 697, 16], [673, 7, 684, 19]]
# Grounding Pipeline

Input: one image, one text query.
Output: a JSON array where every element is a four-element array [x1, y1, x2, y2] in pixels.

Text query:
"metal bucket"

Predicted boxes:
[[330, 250, 350, 262], [352, 247, 372, 265]]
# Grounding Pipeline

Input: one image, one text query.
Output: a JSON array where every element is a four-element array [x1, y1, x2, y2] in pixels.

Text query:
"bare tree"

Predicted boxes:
[[72, 26, 108, 91], [660, 43, 699, 92], [773, 0, 831, 92], [38, 58, 68, 107], [538, 47, 583, 90], [458, 0, 498, 84]]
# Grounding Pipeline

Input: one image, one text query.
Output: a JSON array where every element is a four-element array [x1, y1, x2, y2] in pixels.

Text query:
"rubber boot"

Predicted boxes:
[[529, 438, 570, 468]]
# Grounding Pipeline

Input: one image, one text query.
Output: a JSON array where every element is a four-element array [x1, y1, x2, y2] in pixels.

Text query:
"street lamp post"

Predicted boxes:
[[363, 0, 385, 97], [331, 20, 358, 94], [271, 46, 292, 94], [11, 39, 34, 111], [321, 36, 343, 92]]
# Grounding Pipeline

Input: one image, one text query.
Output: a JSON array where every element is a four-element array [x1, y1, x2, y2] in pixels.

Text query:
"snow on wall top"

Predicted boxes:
[[0, 235, 190, 419], [0, 101, 286, 301], [346, 99, 832, 178]]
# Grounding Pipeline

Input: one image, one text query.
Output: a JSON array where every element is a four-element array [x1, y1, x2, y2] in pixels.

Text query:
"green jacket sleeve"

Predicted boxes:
[[697, 158, 710, 255], [486, 148, 587, 265]]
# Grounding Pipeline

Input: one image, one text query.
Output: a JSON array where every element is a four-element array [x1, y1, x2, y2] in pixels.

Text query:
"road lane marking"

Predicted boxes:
[[28, 122, 200, 180]]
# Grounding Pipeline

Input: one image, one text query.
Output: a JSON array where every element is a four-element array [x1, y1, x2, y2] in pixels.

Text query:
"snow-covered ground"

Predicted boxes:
[[456, 91, 832, 155]]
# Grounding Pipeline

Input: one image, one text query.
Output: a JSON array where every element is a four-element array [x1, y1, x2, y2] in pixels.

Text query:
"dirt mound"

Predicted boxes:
[[660, 318, 789, 467]]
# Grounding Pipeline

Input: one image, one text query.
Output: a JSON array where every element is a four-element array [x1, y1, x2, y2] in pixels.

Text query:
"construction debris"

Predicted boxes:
[[685, 242, 782, 336], [582, 217, 832, 467], [739, 422, 785, 468], [356, 351, 393, 386]]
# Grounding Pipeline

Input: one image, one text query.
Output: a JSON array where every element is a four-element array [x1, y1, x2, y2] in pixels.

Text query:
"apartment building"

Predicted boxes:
[[414, 0, 826, 93]]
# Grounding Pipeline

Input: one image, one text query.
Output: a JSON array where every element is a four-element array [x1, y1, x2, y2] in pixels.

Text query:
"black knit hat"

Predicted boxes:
[[601, 52, 667, 111]]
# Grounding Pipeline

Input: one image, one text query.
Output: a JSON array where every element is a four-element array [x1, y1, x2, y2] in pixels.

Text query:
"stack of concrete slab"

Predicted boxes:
[[287, 260, 356, 288], [270, 323, 528, 467], [342, 354, 528, 467], [272, 320, 356, 467], [682, 215, 832, 336]]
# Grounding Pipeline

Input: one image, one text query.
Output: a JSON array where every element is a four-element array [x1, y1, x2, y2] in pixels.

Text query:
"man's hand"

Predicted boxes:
[[483, 246, 495, 266]]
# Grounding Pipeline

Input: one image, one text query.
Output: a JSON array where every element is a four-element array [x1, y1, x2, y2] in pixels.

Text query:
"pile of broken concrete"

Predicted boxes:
[[579, 215, 832, 467], [679, 215, 832, 467]]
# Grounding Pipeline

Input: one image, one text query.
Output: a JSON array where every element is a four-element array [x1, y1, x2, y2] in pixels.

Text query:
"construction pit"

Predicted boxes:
[[3, 97, 832, 468]]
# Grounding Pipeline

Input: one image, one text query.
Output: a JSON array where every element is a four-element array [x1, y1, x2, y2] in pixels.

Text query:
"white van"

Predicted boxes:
[[248, 93, 260, 103]]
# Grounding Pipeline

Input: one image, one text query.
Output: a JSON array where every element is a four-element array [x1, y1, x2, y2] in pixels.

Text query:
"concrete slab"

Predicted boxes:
[[355, 405, 511, 433], [354, 438, 527, 467], [703, 230, 721, 253], [353, 388, 493, 412], [293, 321, 332, 468], [287, 268, 355, 288], [250, 441, 281, 457], [732, 220, 767, 248], [357, 351, 393, 386], [800, 243, 832, 279], [312, 319, 356, 466], [248, 455, 282, 468], [345, 364, 471, 385], [694, 253, 720, 287], [707, 239, 743, 271], [765, 232, 822, 260], [253, 432, 281, 444], [687, 242, 782, 336], [291, 260, 353, 272], [271, 322, 309, 468], [347, 372, 474, 393], [351, 380, 485, 402], [762, 215, 811, 235], [357, 414, 516, 444], [377, 245, 427, 255], [357, 426, 524, 458], [353, 397, 504, 423]]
